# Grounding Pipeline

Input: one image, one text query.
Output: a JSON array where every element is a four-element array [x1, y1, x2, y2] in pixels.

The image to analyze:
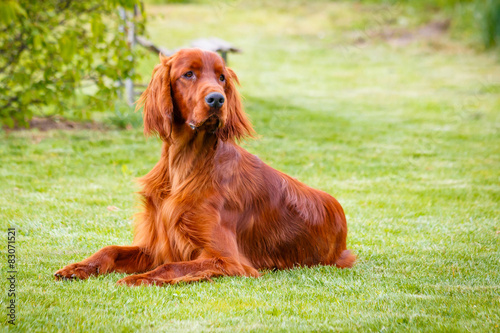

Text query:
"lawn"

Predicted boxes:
[[1, 1, 499, 332]]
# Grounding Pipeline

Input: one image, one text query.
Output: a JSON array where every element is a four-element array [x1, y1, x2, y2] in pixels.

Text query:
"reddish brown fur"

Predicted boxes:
[[54, 49, 355, 286]]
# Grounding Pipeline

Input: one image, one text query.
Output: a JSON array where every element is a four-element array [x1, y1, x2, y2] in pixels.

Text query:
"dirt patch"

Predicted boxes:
[[383, 19, 451, 46], [348, 19, 451, 47], [5, 116, 108, 132]]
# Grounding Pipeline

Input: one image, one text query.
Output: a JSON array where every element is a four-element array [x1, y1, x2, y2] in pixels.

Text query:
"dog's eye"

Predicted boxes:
[[219, 74, 225, 82], [183, 71, 194, 79]]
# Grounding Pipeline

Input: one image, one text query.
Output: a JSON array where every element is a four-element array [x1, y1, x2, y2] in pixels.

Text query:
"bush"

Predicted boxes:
[[481, 0, 500, 49], [0, 0, 145, 128]]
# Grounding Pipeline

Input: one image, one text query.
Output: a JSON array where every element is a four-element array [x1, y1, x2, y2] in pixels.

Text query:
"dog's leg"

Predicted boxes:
[[117, 223, 260, 286], [116, 255, 260, 286], [54, 246, 154, 280]]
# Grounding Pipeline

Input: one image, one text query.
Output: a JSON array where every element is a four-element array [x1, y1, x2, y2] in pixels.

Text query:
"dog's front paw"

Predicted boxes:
[[116, 274, 161, 287], [54, 262, 98, 280]]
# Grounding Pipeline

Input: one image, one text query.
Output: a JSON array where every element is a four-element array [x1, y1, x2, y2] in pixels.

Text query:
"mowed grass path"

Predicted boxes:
[[1, 1, 499, 332]]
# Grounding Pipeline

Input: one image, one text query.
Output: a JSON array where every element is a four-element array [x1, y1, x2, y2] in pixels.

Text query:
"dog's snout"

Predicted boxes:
[[205, 92, 225, 109]]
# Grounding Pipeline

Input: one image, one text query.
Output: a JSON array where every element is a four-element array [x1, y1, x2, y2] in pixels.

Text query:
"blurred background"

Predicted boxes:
[[0, 0, 499, 129]]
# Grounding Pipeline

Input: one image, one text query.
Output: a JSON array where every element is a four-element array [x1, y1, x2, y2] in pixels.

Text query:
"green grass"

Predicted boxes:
[[1, 1, 500, 332]]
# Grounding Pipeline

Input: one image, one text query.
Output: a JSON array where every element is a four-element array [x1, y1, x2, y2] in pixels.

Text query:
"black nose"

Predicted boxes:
[[205, 92, 225, 109]]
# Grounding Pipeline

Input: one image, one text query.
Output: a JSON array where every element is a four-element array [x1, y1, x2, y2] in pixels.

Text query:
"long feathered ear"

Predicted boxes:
[[217, 67, 254, 142], [136, 55, 173, 142]]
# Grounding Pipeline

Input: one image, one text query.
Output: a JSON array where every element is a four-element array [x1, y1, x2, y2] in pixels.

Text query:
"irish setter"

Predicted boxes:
[[54, 48, 355, 286]]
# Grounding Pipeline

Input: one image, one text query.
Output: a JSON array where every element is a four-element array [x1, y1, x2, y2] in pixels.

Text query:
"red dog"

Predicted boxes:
[[54, 49, 355, 286]]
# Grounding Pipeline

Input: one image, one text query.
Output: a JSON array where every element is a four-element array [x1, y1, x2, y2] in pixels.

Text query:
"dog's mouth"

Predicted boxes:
[[188, 115, 222, 134]]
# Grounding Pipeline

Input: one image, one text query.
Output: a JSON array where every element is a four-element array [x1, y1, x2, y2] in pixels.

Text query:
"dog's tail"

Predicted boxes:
[[335, 250, 356, 268]]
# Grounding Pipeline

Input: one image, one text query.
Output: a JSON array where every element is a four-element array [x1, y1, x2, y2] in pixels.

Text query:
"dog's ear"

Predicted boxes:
[[217, 67, 254, 142], [136, 54, 174, 142]]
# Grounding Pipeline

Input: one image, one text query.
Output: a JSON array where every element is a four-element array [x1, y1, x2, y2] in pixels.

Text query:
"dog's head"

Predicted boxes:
[[137, 48, 253, 142]]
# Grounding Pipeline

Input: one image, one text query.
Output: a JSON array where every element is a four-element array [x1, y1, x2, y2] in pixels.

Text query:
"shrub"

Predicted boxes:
[[481, 0, 500, 49], [0, 0, 145, 127]]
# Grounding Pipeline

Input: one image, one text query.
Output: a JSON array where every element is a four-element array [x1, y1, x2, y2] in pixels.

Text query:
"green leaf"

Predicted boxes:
[[59, 30, 77, 62], [0, 0, 26, 25], [0, 0, 145, 126], [91, 14, 105, 42]]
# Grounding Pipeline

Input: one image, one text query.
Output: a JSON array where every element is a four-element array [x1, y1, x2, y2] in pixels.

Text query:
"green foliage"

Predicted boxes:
[[482, 0, 500, 49], [106, 101, 143, 129], [0, 0, 145, 128]]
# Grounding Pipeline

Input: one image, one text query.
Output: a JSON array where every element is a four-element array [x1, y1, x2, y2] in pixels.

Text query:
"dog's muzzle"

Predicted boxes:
[[188, 114, 222, 133]]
